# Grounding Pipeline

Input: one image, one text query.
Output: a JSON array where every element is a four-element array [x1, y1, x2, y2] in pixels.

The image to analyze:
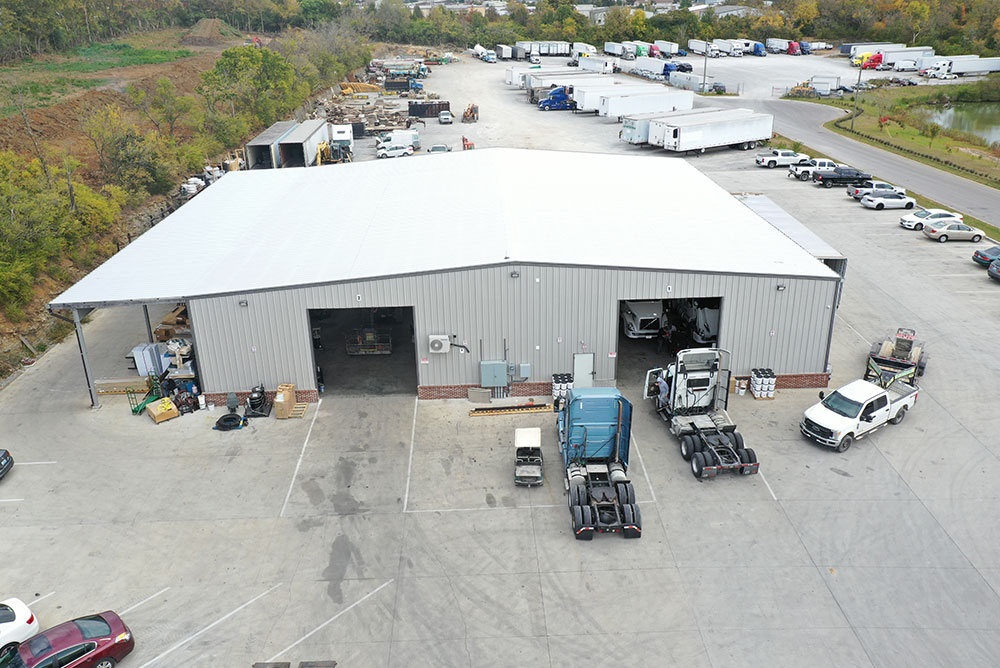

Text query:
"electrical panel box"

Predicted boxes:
[[480, 360, 508, 388], [519, 363, 531, 379]]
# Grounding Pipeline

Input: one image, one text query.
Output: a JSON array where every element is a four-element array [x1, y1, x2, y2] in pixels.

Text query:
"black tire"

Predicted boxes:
[[624, 503, 642, 538], [737, 448, 750, 464], [580, 504, 594, 528], [691, 452, 706, 478], [748, 141, 757, 149], [876, 203, 885, 210], [767, 160, 776, 168], [938, 235, 948, 243], [824, 180, 834, 189], [836, 435, 853, 453], [799, 172, 809, 181], [740, 142, 749, 150], [571, 483, 587, 507], [617, 481, 636, 505], [571, 504, 583, 532], [94, 660, 116, 668], [679, 435, 695, 461], [727, 431, 745, 450], [890, 406, 907, 425], [914, 222, 923, 230], [622, 503, 634, 525], [870, 342, 880, 356], [972, 234, 982, 243], [905, 202, 914, 209], [744, 448, 757, 464], [0, 645, 18, 659]]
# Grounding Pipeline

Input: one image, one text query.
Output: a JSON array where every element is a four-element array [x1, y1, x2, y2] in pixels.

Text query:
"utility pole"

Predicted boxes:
[[850, 63, 864, 132], [702, 50, 708, 93]]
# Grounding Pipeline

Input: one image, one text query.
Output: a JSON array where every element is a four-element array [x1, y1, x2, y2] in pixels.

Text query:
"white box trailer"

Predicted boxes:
[[877, 46, 934, 64], [574, 84, 660, 112], [621, 108, 722, 144], [599, 89, 695, 118], [713, 39, 742, 56], [245, 120, 298, 169], [647, 109, 745, 147], [278, 119, 329, 167], [689, 39, 716, 56], [850, 43, 904, 58], [496, 44, 513, 60], [949, 57, 1000, 75], [604, 42, 625, 56], [524, 68, 590, 88], [654, 40, 679, 55], [505, 66, 533, 85], [579, 57, 616, 73], [633, 56, 668, 75], [766, 38, 792, 53], [551, 41, 571, 56], [811, 75, 842, 89], [661, 111, 773, 153], [572, 42, 597, 59]]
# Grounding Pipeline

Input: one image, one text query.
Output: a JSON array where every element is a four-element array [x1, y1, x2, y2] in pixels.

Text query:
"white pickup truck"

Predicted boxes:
[[788, 158, 841, 181], [755, 149, 810, 169], [800, 378, 918, 452]]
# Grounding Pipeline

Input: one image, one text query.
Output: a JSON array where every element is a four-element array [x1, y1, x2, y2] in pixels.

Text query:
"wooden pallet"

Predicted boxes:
[[289, 403, 308, 418]]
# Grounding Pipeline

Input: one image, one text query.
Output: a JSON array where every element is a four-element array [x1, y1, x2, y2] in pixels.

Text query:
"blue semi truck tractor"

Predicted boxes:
[[555, 388, 642, 540]]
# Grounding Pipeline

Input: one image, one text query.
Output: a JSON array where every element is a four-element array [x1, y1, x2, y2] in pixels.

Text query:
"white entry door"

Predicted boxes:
[[573, 353, 595, 388]]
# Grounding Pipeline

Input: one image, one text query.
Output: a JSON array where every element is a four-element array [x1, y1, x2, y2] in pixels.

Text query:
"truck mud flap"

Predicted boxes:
[[741, 462, 760, 475]]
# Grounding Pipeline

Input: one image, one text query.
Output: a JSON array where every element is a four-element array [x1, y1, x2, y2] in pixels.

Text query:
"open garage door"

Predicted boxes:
[[308, 307, 417, 396], [615, 297, 723, 386]]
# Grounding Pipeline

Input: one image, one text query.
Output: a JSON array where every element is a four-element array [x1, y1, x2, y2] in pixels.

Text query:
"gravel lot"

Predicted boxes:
[[1, 58, 999, 668]]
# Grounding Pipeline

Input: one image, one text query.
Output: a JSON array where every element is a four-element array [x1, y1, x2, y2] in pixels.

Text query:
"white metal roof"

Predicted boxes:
[[739, 194, 845, 261], [50, 148, 838, 309]]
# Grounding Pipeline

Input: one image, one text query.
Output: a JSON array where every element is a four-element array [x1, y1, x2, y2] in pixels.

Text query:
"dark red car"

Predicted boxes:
[[0, 611, 134, 668]]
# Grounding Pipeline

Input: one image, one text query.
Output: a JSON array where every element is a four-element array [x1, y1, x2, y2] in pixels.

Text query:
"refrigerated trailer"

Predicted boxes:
[[660, 111, 774, 153], [946, 57, 1000, 75], [579, 57, 616, 73], [524, 69, 600, 89], [574, 84, 661, 113], [654, 40, 679, 56], [598, 89, 695, 118]]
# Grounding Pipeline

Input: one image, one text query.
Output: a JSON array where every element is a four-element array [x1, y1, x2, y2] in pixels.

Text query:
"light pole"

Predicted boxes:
[[702, 49, 708, 93], [850, 63, 863, 132]]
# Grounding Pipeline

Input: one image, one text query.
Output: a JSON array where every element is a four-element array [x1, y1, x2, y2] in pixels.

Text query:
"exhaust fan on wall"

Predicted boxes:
[[428, 335, 451, 353]]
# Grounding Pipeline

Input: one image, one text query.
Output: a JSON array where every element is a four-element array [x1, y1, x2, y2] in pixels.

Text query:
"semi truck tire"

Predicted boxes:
[[727, 431, 745, 450], [836, 435, 853, 453], [581, 505, 594, 528], [571, 504, 583, 532], [616, 481, 636, 505], [691, 452, 706, 478], [890, 406, 907, 425], [622, 504, 641, 538], [748, 141, 757, 149], [680, 435, 695, 460], [744, 448, 757, 464]]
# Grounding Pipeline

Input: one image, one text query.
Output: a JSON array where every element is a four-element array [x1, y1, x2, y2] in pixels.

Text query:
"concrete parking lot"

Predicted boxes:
[[2, 58, 999, 668]]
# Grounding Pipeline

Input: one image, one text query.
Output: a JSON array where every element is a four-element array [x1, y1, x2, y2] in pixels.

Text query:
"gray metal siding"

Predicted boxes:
[[189, 265, 839, 393]]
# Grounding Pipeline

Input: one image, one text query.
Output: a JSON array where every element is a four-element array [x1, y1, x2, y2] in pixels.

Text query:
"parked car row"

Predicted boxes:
[[0, 601, 134, 668]]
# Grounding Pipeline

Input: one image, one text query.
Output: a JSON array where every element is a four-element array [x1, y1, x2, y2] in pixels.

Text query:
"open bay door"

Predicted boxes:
[[573, 353, 595, 388]]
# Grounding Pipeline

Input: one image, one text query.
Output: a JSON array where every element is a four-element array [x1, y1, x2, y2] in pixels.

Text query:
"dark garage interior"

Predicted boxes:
[[309, 307, 417, 396], [615, 297, 723, 390]]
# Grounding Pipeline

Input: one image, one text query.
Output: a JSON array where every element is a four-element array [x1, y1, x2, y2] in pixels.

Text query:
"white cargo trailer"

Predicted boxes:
[[713, 39, 742, 56], [948, 57, 1000, 75], [496, 44, 513, 60], [574, 85, 660, 112], [599, 90, 694, 118], [647, 109, 749, 147], [654, 40, 679, 55], [661, 112, 774, 153], [766, 38, 792, 53], [524, 68, 592, 88], [604, 42, 625, 56], [579, 57, 616, 73], [633, 56, 668, 75], [877, 46, 934, 64], [246, 120, 298, 169], [572, 42, 598, 60], [850, 43, 904, 58], [278, 119, 330, 167], [689, 39, 720, 57], [620, 108, 722, 145]]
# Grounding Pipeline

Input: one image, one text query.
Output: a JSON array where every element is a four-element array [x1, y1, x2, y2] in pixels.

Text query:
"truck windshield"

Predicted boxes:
[[821, 391, 862, 418]]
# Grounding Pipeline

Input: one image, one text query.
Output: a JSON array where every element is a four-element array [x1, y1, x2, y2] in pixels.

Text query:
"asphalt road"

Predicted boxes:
[[707, 97, 1000, 230]]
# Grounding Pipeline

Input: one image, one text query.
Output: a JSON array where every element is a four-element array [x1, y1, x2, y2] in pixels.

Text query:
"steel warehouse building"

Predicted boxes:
[[49, 148, 844, 405]]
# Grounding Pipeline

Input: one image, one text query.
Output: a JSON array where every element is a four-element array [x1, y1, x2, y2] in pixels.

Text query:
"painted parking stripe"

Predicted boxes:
[[32, 591, 56, 604], [13, 461, 57, 466], [121, 587, 170, 615], [280, 398, 323, 518], [135, 583, 282, 668], [265, 579, 393, 662], [0, 498, 24, 503]]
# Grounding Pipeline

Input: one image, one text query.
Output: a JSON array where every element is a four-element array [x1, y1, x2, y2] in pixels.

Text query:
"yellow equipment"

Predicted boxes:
[[317, 141, 353, 165], [462, 103, 479, 122]]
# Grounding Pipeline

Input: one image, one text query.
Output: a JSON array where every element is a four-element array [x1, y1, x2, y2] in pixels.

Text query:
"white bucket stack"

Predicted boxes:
[[750, 368, 775, 399], [551, 373, 575, 401]]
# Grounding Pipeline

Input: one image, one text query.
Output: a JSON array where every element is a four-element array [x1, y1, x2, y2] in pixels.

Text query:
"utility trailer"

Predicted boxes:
[[867, 328, 927, 380], [644, 349, 759, 479], [656, 109, 773, 153], [556, 388, 641, 539], [513, 427, 544, 487]]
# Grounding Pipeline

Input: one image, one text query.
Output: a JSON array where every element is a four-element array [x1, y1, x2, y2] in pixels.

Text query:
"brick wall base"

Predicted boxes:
[[732, 373, 830, 390], [202, 389, 319, 407], [418, 382, 554, 400]]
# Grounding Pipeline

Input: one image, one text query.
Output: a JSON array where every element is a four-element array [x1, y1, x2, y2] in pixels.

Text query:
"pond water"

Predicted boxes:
[[914, 102, 1000, 145]]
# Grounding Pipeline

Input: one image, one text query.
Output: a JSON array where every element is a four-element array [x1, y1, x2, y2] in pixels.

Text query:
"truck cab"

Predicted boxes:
[[620, 300, 665, 339], [537, 86, 576, 111], [556, 388, 641, 539]]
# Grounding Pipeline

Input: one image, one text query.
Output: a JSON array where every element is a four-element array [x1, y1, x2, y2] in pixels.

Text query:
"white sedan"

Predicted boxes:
[[860, 192, 916, 210], [899, 208, 963, 230], [0, 598, 40, 657]]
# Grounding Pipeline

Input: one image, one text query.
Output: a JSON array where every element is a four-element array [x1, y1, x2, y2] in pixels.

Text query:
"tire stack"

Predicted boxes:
[[749, 368, 775, 399]]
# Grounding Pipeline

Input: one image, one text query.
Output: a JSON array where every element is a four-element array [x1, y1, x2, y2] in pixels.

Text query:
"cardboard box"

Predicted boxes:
[[146, 398, 179, 424], [274, 383, 296, 419]]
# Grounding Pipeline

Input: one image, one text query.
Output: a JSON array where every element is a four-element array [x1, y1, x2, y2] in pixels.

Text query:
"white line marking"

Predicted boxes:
[[136, 584, 282, 668], [280, 398, 322, 518], [759, 471, 778, 501], [402, 396, 418, 512], [0, 499, 24, 503], [405, 504, 555, 514], [13, 461, 57, 466], [631, 435, 656, 503], [121, 587, 170, 615], [32, 591, 56, 604], [266, 579, 394, 662], [955, 290, 1000, 294], [836, 315, 867, 344]]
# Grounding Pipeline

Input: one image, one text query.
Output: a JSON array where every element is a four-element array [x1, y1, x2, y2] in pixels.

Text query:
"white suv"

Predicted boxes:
[[377, 144, 414, 159]]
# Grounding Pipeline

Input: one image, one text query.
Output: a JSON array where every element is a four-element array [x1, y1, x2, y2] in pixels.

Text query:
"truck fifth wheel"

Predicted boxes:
[[555, 388, 641, 539], [645, 348, 760, 479]]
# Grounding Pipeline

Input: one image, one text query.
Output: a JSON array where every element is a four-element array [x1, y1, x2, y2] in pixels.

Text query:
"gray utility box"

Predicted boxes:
[[481, 360, 508, 387]]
